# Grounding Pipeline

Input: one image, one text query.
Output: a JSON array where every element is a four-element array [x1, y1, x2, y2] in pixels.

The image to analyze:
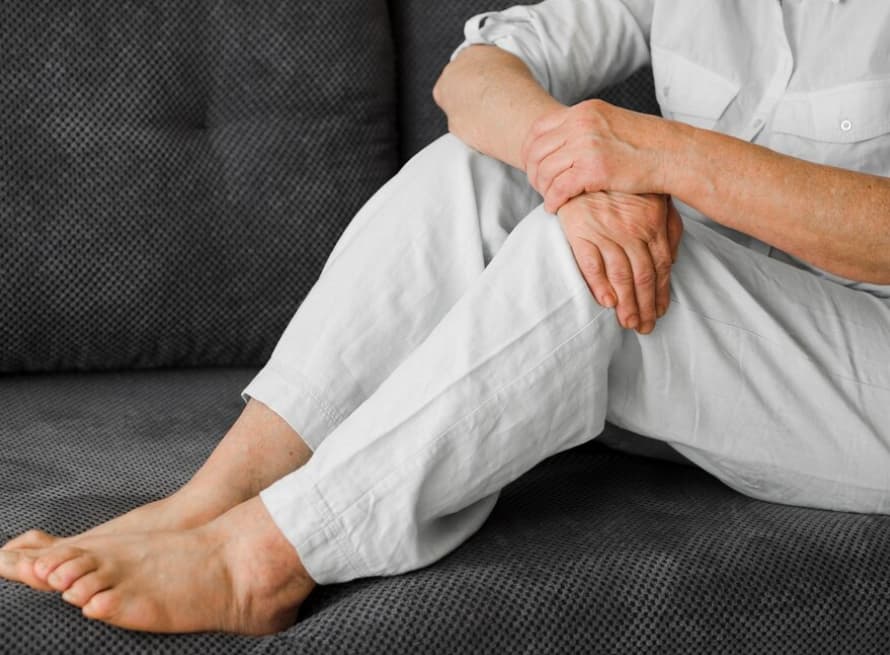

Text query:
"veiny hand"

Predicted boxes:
[[557, 191, 683, 334], [521, 99, 667, 213]]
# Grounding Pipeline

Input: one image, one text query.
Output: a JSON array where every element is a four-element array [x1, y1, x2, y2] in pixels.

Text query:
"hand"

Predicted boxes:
[[521, 99, 667, 213], [557, 191, 683, 334]]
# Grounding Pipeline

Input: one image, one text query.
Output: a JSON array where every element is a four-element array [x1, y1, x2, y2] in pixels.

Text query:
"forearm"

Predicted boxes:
[[433, 45, 564, 170], [662, 122, 890, 284]]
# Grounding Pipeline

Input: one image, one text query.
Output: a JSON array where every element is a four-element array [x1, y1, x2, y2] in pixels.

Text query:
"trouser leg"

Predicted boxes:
[[606, 219, 890, 514], [242, 133, 539, 450], [260, 212, 890, 585]]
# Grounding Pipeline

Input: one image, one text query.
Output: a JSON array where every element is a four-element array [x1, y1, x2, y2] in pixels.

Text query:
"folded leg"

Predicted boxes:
[[243, 133, 541, 449], [259, 213, 890, 584]]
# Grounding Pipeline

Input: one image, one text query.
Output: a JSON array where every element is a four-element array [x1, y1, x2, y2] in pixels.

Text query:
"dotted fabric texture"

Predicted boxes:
[[0, 0, 399, 373], [388, 0, 661, 160], [2, 369, 890, 654]]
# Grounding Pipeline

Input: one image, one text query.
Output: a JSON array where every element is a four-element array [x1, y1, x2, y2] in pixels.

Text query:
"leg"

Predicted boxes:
[[1, 201, 595, 633], [10, 205, 890, 634], [257, 214, 890, 584], [2, 135, 538, 545], [2, 399, 311, 552], [607, 220, 890, 513]]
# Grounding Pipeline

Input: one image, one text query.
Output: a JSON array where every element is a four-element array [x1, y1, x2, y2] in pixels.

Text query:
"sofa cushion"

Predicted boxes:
[[388, 0, 661, 160], [0, 1, 399, 373], [3, 369, 889, 654]]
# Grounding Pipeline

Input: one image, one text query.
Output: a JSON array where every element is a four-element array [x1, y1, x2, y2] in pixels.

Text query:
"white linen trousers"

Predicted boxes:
[[243, 133, 890, 585]]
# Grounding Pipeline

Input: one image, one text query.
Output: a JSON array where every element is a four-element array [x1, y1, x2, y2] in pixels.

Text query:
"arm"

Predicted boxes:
[[435, 1, 675, 333], [435, 0, 654, 170], [435, 48, 677, 334], [665, 124, 890, 285], [524, 101, 890, 284], [433, 44, 563, 171]]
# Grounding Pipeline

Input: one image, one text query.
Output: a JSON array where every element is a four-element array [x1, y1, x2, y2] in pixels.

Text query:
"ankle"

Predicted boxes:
[[167, 486, 241, 527], [210, 498, 316, 605]]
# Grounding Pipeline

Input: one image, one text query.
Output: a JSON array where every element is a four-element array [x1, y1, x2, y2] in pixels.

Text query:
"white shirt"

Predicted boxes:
[[451, 0, 890, 297]]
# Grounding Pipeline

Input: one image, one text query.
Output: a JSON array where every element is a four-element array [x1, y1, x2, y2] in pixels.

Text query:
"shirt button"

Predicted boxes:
[[840, 119, 853, 132]]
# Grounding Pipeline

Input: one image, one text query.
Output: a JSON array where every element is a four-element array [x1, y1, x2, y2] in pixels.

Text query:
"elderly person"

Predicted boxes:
[[3, 0, 890, 636]]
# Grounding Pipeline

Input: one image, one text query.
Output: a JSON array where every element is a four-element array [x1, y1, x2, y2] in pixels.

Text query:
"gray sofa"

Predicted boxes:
[[2, 2, 889, 653]]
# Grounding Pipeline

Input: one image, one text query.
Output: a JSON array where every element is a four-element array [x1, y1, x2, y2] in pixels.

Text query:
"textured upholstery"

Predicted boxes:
[[388, 0, 661, 160], [3, 369, 890, 654], [4, 2, 890, 654], [0, 0, 399, 373]]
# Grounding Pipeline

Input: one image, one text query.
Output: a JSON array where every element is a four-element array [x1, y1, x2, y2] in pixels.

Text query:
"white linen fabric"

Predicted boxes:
[[452, 0, 890, 297], [244, 1, 890, 585]]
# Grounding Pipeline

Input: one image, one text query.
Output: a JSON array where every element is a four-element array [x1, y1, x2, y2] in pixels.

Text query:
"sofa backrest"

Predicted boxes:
[[1, 1, 659, 375], [1, 0, 400, 373]]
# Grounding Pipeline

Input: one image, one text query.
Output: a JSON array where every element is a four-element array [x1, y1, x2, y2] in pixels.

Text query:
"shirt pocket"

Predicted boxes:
[[652, 45, 741, 130], [771, 78, 890, 144]]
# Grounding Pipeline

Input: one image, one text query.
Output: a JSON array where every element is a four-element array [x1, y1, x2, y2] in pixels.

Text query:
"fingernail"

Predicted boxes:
[[626, 315, 639, 330], [602, 292, 616, 308], [656, 304, 666, 318], [34, 562, 47, 577], [48, 572, 59, 586], [641, 321, 655, 334]]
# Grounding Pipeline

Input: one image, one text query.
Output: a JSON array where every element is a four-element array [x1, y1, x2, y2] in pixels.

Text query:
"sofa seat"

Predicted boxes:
[[2, 369, 889, 654]]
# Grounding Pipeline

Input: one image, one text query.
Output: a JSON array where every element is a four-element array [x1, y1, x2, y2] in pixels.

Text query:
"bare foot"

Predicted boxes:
[[1, 490, 231, 554], [3, 497, 316, 635], [2, 399, 313, 553]]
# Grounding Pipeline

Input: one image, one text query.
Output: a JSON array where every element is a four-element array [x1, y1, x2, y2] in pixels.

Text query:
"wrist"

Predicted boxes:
[[655, 118, 698, 197]]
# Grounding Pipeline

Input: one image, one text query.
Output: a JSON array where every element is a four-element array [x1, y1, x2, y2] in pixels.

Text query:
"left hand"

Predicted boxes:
[[520, 99, 667, 213]]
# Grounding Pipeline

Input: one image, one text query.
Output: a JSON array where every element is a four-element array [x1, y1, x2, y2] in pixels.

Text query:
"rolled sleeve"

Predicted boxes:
[[449, 0, 655, 106]]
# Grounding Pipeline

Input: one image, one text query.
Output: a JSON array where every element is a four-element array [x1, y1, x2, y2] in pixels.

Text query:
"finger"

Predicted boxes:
[[521, 110, 569, 167], [666, 198, 684, 263], [528, 109, 569, 141], [622, 239, 658, 334], [524, 131, 567, 191], [597, 239, 639, 330], [568, 238, 617, 308], [542, 147, 611, 213], [647, 224, 674, 319], [538, 150, 582, 212]]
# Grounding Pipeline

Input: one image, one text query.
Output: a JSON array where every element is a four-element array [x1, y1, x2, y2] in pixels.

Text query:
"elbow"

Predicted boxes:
[[432, 65, 460, 136], [432, 64, 451, 111]]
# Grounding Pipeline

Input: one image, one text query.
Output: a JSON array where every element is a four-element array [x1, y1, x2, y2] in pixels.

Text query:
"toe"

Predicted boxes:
[[0, 550, 53, 591], [2, 529, 58, 551], [62, 571, 111, 608], [47, 554, 99, 592], [83, 589, 122, 621], [34, 545, 87, 582]]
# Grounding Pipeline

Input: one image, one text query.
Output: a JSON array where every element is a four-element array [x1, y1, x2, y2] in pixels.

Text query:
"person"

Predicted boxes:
[[3, 0, 890, 636]]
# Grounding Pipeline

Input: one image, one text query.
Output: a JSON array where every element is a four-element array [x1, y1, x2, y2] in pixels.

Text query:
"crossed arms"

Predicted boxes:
[[433, 44, 890, 333]]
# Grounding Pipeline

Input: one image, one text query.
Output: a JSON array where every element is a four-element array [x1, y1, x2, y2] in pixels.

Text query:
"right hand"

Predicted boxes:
[[556, 191, 683, 334]]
